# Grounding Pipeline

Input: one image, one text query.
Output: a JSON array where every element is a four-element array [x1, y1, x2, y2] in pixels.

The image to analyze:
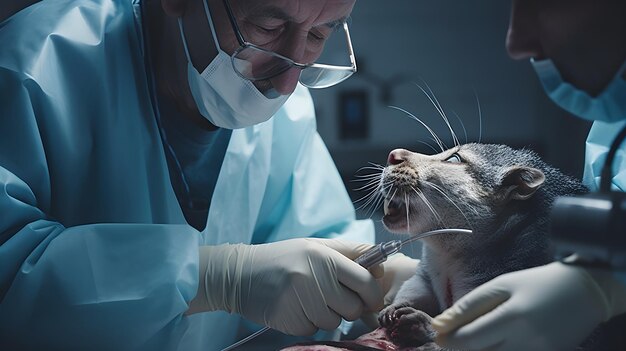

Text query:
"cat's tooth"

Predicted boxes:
[[384, 198, 390, 215]]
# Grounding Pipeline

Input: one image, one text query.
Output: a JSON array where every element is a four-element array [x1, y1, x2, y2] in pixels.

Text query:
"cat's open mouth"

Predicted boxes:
[[383, 197, 409, 230]]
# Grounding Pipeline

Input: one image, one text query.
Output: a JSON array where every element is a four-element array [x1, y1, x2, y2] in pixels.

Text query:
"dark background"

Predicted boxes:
[[310, 1, 591, 246]]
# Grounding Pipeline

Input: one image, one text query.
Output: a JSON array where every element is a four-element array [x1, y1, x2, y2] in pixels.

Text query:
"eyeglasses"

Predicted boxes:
[[222, 0, 357, 89]]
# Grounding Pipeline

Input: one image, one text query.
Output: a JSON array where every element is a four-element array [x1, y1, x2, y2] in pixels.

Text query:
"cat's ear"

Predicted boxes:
[[498, 166, 545, 202]]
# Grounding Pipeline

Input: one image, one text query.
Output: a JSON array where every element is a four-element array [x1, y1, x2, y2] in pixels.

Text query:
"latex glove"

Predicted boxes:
[[431, 261, 626, 351], [378, 253, 420, 306], [361, 253, 419, 329], [188, 238, 384, 336]]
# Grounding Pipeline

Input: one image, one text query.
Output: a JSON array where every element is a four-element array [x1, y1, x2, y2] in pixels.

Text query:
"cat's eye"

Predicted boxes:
[[445, 153, 462, 163]]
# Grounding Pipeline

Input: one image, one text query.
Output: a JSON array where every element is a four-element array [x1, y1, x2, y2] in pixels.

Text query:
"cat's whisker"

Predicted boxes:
[[354, 199, 373, 212], [380, 186, 393, 199], [380, 180, 396, 195], [371, 182, 392, 206], [367, 191, 386, 219], [358, 189, 378, 214], [380, 187, 393, 196], [352, 179, 381, 185], [353, 180, 382, 192], [367, 162, 385, 169], [353, 185, 384, 208], [389, 105, 445, 153], [423, 180, 477, 218], [421, 180, 475, 232], [379, 178, 394, 188], [416, 140, 439, 154], [352, 175, 382, 183], [474, 89, 483, 144], [353, 185, 380, 195], [355, 172, 383, 180], [414, 191, 444, 228], [356, 191, 381, 212], [389, 188, 398, 203], [451, 110, 469, 145], [412, 186, 443, 226], [364, 184, 384, 203], [352, 173, 382, 182], [422, 81, 461, 148], [356, 166, 385, 173], [405, 193, 410, 234], [414, 82, 459, 149]]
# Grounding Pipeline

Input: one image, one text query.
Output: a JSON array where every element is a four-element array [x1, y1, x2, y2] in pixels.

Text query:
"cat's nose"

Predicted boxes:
[[387, 149, 409, 165]]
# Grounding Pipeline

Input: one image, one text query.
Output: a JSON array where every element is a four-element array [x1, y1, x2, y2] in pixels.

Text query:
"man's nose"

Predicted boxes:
[[269, 32, 309, 95], [505, 0, 543, 60], [269, 67, 302, 95]]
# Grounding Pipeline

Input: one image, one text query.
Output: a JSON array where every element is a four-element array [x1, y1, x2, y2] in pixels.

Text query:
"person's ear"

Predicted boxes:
[[497, 166, 545, 202], [161, 0, 189, 17]]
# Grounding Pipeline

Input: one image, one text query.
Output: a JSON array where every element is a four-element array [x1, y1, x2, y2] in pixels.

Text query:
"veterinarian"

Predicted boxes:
[[0, 0, 418, 349], [432, 1, 626, 350]]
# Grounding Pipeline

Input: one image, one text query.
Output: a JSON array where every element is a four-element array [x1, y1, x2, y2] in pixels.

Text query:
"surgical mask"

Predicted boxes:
[[531, 58, 626, 123], [177, 1, 289, 129]]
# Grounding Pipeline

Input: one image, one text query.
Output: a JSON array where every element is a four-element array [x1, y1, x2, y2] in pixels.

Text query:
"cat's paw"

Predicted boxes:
[[385, 307, 436, 347], [378, 302, 408, 328]]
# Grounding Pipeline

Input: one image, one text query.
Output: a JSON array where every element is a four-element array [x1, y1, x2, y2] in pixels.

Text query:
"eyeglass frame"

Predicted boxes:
[[221, 0, 358, 85]]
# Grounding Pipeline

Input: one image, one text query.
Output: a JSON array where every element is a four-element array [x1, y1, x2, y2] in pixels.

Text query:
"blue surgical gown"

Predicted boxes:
[[0, 0, 374, 350], [583, 120, 626, 286], [583, 120, 626, 192]]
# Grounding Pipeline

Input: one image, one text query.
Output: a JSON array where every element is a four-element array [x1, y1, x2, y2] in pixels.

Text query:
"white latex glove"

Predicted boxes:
[[188, 238, 384, 336], [361, 253, 419, 329], [378, 253, 420, 306], [431, 261, 626, 351]]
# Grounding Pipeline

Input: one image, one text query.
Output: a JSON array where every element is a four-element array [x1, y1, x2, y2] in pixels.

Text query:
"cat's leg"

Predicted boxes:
[[378, 269, 440, 347], [379, 268, 439, 326]]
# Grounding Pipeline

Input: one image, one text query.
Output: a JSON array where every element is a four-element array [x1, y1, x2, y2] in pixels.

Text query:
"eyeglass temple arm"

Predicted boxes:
[[222, 0, 246, 46], [343, 22, 357, 72]]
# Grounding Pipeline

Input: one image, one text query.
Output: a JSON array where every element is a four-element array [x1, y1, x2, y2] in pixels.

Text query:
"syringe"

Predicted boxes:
[[220, 228, 472, 351], [355, 228, 473, 267]]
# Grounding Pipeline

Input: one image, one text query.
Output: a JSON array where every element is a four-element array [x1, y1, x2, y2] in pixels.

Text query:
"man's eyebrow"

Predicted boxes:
[[247, 6, 348, 30], [323, 17, 348, 30]]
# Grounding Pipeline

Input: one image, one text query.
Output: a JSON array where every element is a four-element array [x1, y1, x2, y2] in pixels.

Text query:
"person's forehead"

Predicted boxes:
[[236, 0, 355, 27]]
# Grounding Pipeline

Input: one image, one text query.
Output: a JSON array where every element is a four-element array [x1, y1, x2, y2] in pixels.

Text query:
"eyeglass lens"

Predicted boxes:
[[230, 26, 355, 88], [232, 46, 295, 81]]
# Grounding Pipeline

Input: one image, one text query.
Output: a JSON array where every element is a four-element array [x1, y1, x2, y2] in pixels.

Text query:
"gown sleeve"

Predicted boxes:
[[0, 62, 199, 351]]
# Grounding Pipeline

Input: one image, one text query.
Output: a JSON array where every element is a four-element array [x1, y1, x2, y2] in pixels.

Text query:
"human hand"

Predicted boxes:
[[431, 261, 626, 351], [361, 253, 419, 329], [378, 253, 419, 306], [189, 238, 384, 336]]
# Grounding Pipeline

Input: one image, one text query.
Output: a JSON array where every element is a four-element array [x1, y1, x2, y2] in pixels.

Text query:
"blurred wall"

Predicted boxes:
[[310, 0, 591, 219]]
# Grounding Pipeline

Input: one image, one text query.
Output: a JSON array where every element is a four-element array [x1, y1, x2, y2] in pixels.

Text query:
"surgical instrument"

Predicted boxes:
[[355, 228, 473, 268]]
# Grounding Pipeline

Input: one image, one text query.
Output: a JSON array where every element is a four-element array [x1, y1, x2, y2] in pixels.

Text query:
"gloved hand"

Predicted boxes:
[[361, 253, 419, 329], [378, 253, 420, 306], [431, 260, 626, 351], [187, 238, 384, 336]]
